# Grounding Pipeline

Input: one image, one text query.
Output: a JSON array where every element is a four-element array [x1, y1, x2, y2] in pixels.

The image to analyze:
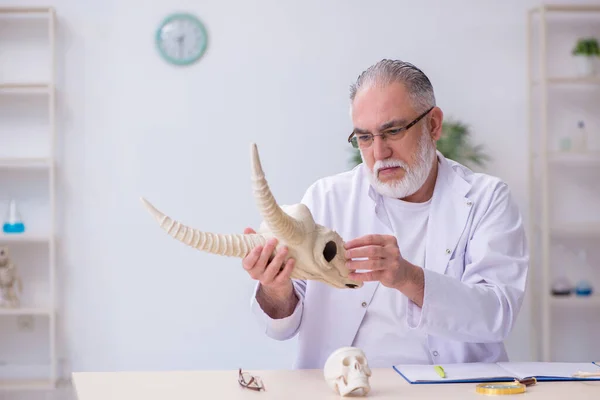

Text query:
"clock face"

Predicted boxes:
[[155, 13, 208, 66]]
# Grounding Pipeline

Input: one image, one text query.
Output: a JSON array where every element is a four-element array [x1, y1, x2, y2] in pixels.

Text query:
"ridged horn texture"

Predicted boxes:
[[140, 197, 266, 257], [250, 143, 304, 244]]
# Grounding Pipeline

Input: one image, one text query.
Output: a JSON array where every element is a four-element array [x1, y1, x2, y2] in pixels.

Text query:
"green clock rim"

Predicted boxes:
[[155, 12, 208, 66]]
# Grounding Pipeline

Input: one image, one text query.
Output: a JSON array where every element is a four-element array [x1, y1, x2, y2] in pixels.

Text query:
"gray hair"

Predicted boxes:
[[349, 59, 436, 111]]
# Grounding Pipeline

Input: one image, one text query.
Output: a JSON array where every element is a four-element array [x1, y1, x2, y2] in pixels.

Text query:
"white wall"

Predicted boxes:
[[2, 0, 599, 378]]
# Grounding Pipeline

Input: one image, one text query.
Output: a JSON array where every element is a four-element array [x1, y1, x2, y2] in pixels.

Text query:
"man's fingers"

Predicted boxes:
[[243, 245, 263, 271], [344, 234, 394, 249], [345, 245, 385, 260], [262, 246, 288, 283], [346, 259, 386, 271], [274, 258, 295, 285], [349, 270, 382, 282], [241, 227, 260, 274], [256, 238, 277, 271]]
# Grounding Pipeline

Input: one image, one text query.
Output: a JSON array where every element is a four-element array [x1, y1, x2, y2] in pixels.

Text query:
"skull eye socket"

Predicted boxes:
[[342, 355, 365, 367], [323, 241, 337, 262]]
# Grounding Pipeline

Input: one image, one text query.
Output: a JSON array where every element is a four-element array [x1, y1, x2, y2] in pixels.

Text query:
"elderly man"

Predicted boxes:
[[242, 59, 528, 369]]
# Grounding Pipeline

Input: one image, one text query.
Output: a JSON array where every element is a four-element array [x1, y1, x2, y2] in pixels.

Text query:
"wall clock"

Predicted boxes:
[[155, 13, 208, 66]]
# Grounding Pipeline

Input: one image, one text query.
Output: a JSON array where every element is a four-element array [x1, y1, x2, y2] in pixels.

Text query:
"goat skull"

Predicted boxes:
[[140, 143, 362, 290]]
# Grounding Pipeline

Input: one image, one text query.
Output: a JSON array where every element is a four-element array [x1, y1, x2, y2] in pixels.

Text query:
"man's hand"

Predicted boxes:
[[242, 227, 298, 318], [242, 228, 295, 294], [344, 234, 424, 307]]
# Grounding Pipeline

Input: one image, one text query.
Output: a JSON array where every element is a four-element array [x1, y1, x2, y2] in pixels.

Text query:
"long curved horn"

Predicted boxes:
[[140, 197, 266, 258], [250, 143, 303, 244]]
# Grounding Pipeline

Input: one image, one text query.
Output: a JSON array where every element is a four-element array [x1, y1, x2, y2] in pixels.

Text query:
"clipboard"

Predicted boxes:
[[393, 361, 600, 384]]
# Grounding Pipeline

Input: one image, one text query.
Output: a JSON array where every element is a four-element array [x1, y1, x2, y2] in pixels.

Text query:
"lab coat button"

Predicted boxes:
[[361, 302, 367, 308], [466, 201, 473, 206], [445, 249, 451, 254], [432, 351, 439, 356]]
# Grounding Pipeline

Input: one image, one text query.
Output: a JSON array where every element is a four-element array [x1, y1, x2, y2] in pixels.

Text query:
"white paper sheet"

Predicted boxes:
[[393, 363, 515, 383], [498, 362, 600, 379]]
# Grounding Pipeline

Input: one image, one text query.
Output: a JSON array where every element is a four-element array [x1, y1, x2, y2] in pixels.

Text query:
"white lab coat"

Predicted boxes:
[[251, 151, 529, 369]]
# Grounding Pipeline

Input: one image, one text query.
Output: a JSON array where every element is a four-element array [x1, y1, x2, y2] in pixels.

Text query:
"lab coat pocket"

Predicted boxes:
[[445, 250, 466, 280]]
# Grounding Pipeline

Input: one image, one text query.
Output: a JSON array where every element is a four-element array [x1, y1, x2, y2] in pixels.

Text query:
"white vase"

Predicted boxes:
[[574, 55, 597, 77]]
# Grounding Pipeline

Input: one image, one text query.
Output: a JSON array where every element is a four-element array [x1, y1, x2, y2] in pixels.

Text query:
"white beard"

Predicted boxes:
[[362, 126, 436, 199]]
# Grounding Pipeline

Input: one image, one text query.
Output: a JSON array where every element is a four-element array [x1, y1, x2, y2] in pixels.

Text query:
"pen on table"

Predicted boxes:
[[434, 365, 446, 378]]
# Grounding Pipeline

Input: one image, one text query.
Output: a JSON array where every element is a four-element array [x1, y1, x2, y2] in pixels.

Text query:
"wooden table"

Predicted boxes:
[[72, 368, 600, 399]]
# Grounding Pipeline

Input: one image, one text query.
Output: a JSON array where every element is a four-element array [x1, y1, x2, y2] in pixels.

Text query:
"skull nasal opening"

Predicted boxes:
[[323, 241, 337, 262]]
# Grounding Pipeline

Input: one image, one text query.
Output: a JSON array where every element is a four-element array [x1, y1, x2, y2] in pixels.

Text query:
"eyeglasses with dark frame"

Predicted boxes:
[[347, 106, 434, 149], [238, 368, 265, 391]]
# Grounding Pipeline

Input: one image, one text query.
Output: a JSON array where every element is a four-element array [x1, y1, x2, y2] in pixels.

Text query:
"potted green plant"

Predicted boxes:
[[349, 119, 489, 170], [436, 119, 489, 169], [572, 37, 599, 76]]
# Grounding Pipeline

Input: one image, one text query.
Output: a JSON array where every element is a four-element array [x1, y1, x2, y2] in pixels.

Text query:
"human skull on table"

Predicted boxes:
[[324, 347, 372, 397]]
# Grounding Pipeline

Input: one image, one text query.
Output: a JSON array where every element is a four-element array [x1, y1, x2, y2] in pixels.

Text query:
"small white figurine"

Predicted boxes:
[[141, 143, 362, 290], [324, 347, 372, 397], [0, 246, 22, 308]]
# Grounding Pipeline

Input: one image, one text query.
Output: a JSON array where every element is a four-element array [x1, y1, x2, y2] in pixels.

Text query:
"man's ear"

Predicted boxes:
[[429, 107, 444, 141]]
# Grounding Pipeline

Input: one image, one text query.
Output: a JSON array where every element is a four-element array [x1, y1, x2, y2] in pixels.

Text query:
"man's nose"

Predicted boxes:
[[372, 135, 392, 160]]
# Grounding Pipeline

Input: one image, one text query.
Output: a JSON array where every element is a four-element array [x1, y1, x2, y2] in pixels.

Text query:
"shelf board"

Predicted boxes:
[[549, 152, 600, 165], [0, 158, 52, 169], [0, 7, 54, 14], [532, 77, 600, 85], [550, 294, 600, 307], [549, 77, 600, 85], [0, 83, 52, 94], [0, 232, 51, 243], [551, 223, 600, 237], [0, 307, 52, 316], [530, 5, 600, 13], [0, 378, 54, 391]]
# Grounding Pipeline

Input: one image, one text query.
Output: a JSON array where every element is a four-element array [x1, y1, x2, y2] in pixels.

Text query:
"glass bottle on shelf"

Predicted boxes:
[[559, 120, 588, 153], [577, 120, 587, 153], [2, 199, 25, 234], [574, 249, 593, 297], [551, 244, 573, 296]]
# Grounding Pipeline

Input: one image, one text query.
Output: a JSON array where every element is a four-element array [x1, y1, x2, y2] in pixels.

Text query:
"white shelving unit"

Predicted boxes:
[[0, 7, 57, 390], [528, 4, 600, 363]]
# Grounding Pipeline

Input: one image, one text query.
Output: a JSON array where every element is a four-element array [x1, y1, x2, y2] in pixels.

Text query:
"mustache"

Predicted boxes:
[[373, 159, 409, 174]]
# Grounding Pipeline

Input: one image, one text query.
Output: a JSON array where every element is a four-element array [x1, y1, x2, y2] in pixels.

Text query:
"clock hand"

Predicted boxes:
[[177, 35, 184, 58]]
